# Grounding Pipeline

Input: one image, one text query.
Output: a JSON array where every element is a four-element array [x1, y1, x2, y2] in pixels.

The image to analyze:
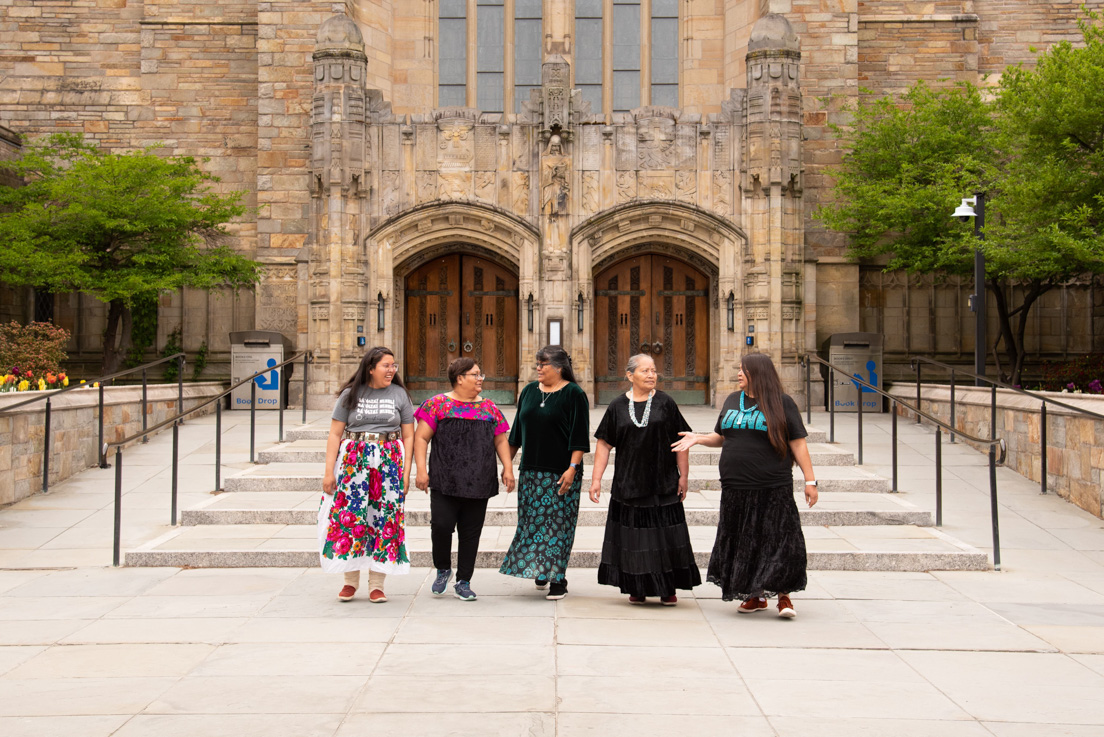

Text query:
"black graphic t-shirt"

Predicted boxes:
[[714, 391, 807, 489]]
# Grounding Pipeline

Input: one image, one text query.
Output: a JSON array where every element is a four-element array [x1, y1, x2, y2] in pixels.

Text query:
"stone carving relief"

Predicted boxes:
[[474, 171, 496, 202], [581, 172, 599, 214], [713, 172, 732, 215], [637, 118, 677, 169], [512, 172, 530, 216], [675, 171, 697, 200], [541, 159, 570, 216], [616, 171, 637, 203], [438, 121, 475, 171], [416, 172, 436, 204], [438, 172, 470, 200], [638, 173, 674, 200], [381, 171, 401, 217]]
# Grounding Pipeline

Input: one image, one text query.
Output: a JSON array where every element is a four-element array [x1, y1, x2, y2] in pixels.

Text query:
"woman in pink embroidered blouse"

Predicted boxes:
[[413, 357, 515, 601]]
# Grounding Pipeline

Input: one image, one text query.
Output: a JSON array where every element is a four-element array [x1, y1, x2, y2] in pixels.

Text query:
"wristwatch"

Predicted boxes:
[[805, 480, 818, 487], [569, 462, 580, 471]]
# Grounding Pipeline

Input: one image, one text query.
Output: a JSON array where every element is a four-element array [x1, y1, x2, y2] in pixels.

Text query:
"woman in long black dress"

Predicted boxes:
[[672, 352, 817, 618], [589, 353, 701, 605]]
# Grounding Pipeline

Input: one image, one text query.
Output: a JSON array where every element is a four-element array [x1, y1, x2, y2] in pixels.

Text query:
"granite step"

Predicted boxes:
[[257, 439, 855, 467], [180, 489, 932, 528], [285, 423, 831, 445], [125, 523, 988, 571], [223, 463, 890, 494]]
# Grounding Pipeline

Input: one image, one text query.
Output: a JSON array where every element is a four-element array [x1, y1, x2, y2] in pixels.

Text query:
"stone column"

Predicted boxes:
[[743, 14, 805, 387], [308, 14, 370, 407]]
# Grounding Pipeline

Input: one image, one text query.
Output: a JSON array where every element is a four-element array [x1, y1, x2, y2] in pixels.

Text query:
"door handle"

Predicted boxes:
[[447, 341, 457, 353], [639, 343, 651, 354], [652, 341, 663, 354], [463, 341, 473, 353]]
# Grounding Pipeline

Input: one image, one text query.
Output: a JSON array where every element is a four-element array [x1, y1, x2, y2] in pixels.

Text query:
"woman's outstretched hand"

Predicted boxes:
[[670, 431, 698, 453]]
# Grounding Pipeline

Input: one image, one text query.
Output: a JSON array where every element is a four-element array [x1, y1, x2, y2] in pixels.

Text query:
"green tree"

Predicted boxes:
[[0, 133, 260, 373], [817, 10, 1104, 384]]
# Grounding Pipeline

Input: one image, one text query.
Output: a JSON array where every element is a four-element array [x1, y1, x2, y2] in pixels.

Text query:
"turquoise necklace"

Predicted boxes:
[[735, 391, 757, 428]]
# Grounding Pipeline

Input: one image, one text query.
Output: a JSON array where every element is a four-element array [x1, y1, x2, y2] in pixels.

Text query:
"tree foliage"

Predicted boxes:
[[817, 9, 1104, 384], [0, 133, 261, 372]]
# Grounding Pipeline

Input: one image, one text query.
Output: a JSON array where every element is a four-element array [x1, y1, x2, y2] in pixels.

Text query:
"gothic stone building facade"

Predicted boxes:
[[1, 1, 1100, 407]]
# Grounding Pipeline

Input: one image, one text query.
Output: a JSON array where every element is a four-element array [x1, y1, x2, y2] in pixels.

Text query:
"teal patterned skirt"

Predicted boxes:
[[499, 469, 581, 584]]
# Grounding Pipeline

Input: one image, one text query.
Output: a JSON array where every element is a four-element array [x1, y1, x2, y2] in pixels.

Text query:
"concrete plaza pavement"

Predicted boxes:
[[1, 405, 1104, 735]]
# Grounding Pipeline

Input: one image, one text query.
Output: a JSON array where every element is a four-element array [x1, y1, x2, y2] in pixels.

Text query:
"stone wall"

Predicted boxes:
[[887, 384, 1104, 519], [0, 382, 226, 507]]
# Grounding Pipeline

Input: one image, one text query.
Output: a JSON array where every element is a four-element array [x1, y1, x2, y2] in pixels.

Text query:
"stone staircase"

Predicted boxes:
[[126, 422, 988, 571]]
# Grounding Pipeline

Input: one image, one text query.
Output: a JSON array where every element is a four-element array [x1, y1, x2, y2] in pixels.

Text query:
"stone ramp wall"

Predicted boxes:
[[887, 384, 1104, 519], [0, 382, 227, 507]]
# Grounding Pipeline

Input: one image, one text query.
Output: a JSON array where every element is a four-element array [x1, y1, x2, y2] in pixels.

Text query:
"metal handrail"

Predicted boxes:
[[910, 355, 1104, 497], [801, 353, 1006, 570], [0, 352, 186, 493], [105, 350, 313, 566], [0, 352, 184, 415], [910, 356, 1104, 422]]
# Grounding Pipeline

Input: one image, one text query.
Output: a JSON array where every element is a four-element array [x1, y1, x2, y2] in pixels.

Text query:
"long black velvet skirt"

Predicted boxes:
[[707, 483, 807, 601], [597, 495, 702, 597]]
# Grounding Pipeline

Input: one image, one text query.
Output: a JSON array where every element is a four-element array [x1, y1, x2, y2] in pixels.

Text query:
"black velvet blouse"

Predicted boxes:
[[594, 391, 691, 501], [509, 381, 591, 473]]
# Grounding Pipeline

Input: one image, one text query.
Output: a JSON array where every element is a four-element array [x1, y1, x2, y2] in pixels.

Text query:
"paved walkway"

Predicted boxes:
[[1, 406, 1103, 735]]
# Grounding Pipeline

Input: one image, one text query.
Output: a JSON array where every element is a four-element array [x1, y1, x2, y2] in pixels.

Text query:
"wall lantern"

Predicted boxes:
[[726, 291, 735, 331], [377, 292, 385, 332], [527, 293, 534, 332], [577, 292, 585, 333]]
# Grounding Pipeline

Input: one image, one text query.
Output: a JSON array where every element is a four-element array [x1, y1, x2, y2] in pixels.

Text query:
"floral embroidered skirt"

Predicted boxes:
[[499, 469, 581, 584], [317, 438, 409, 575]]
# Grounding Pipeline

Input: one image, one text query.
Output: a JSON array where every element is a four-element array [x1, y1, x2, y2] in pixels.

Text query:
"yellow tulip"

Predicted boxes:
[[38, 379, 46, 391], [18, 380, 29, 391], [63, 377, 69, 386]]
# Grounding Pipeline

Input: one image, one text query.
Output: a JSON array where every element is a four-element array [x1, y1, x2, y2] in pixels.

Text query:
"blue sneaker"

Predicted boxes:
[[454, 580, 477, 601], [431, 569, 452, 596]]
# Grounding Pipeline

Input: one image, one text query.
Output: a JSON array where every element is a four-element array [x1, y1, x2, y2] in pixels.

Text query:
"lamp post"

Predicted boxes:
[[953, 193, 986, 386]]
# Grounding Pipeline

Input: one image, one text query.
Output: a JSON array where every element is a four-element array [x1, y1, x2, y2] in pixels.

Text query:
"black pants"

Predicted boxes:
[[430, 490, 489, 582]]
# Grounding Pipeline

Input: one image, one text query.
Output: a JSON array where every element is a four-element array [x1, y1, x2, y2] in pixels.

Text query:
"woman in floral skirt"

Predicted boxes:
[[320, 346, 415, 603]]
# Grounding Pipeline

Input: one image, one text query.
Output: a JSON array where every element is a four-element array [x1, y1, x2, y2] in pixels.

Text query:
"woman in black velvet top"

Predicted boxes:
[[589, 353, 701, 605], [499, 346, 590, 600]]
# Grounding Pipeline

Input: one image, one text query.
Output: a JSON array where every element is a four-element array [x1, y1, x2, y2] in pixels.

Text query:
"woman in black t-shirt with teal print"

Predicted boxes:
[[672, 353, 817, 618]]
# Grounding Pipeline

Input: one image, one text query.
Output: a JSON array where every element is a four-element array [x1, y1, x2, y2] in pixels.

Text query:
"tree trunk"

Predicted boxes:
[[102, 299, 124, 375], [988, 279, 1047, 387], [101, 299, 134, 375]]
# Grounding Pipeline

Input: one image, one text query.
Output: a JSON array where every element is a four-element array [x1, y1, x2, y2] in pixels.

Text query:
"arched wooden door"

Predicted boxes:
[[594, 254, 709, 404], [404, 254, 519, 404]]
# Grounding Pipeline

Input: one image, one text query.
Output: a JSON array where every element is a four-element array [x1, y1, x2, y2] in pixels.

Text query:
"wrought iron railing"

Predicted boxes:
[[801, 354, 1007, 570], [103, 350, 313, 566]]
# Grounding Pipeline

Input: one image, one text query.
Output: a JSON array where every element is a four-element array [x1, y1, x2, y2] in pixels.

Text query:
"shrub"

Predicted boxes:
[[1034, 354, 1104, 393], [0, 320, 70, 376]]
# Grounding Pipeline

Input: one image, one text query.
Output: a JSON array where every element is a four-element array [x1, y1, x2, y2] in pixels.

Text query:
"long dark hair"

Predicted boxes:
[[337, 346, 407, 411], [536, 345, 578, 383], [740, 352, 790, 458]]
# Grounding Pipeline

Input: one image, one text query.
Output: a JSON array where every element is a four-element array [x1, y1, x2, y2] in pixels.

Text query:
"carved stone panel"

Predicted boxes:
[[675, 170, 697, 200], [415, 125, 436, 170], [438, 172, 471, 200], [416, 171, 437, 204], [638, 172, 674, 200], [381, 171, 401, 217], [713, 126, 732, 170], [581, 125, 600, 170], [713, 172, 732, 216], [474, 171, 496, 202], [257, 268, 298, 336], [674, 124, 697, 169], [541, 157, 570, 215], [616, 171, 637, 203], [615, 127, 637, 170], [581, 171, 599, 214], [438, 121, 475, 171], [474, 126, 497, 170], [512, 172, 530, 216], [381, 126, 400, 170], [637, 118, 676, 169]]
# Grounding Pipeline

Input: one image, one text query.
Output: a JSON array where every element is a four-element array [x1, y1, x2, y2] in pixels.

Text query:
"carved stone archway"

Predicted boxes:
[[572, 201, 748, 404], [366, 201, 541, 398]]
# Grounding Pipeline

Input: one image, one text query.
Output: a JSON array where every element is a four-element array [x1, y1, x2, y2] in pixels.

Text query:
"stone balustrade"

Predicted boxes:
[[0, 382, 227, 506], [887, 383, 1104, 519]]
